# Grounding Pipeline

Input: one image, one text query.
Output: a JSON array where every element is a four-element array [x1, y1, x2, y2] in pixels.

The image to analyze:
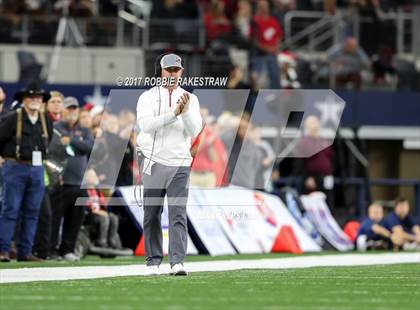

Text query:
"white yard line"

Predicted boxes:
[[1, 253, 419, 284]]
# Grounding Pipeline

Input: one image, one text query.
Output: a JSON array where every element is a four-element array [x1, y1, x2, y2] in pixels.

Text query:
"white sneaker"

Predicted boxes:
[[170, 263, 188, 276], [402, 242, 419, 251], [356, 235, 367, 251], [145, 265, 160, 276], [63, 253, 80, 262]]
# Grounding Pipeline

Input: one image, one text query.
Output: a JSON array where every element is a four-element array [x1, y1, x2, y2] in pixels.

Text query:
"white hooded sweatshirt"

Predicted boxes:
[[136, 85, 202, 168]]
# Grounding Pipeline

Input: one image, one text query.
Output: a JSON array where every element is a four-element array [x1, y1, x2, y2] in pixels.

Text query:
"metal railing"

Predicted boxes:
[[0, 3, 206, 50], [284, 8, 416, 55], [1, 6, 416, 56], [282, 13, 343, 52], [0, 14, 119, 46], [116, 0, 205, 50]]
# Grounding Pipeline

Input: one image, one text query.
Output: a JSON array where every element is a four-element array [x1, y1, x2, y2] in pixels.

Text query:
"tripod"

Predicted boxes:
[[46, 1, 86, 83]]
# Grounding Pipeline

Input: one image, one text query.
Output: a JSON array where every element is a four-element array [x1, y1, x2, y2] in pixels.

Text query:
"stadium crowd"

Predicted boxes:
[[1, 0, 418, 90], [0, 0, 419, 263], [0, 84, 136, 262], [0, 81, 419, 262]]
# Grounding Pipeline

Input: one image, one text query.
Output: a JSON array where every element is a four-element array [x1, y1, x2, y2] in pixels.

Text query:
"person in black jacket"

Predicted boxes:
[[0, 86, 6, 213], [32, 91, 65, 259], [0, 84, 53, 262], [48, 97, 93, 261]]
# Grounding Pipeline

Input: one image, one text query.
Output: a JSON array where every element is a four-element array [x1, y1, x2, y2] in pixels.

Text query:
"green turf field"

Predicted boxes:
[[1, 263, 419, 310]]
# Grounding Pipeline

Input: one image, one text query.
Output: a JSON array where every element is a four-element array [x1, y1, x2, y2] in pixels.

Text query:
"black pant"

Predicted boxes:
[[50, 185, 86, 256], [32, 189, 52, 259]]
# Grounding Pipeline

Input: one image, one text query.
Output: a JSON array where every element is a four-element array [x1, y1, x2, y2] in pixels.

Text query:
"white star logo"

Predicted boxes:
[[84, 85, 107, 107], [314, 94, 345, 127]]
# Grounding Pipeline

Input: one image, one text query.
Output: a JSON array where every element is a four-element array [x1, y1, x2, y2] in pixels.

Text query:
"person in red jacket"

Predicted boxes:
[[190, 109, 227, 187], [250, 0, 283, 89], [203, 0, 232, 43]]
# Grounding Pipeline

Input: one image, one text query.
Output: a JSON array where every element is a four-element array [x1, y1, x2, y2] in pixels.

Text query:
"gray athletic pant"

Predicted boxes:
[[142, 162, 190, 266]]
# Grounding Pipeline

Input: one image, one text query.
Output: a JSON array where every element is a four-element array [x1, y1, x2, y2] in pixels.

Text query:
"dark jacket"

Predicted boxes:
[[89, 131, 130, 187], [49, 121, 93, 186], [0, 110, 9, 123], [0, 109, 53, 160]]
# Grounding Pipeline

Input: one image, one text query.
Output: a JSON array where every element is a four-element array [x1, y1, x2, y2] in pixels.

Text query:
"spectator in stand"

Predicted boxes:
[[225, 65, 258, 113], [0, 84, 53, 262], [232, 0, 252, 48], [221, 114, 262, 189], [349, 0, 389, 56], [190, 108, 223, 188], [0, 86, 7, 120], [356, 203, 395, 250], [117, 110, 136, 187], [91, 109, 106, 131], [0, 156, 3, 211], [118, 109, 136, 141], [227, 65, 250, 90], [84, 169, 121, 249], [104, 114, 120, 135], [294, 115, 335, 206], [323, 0, 337, 15], [272, 0, 296, 28], [372, 45, 396, 86], [204, 0, 232, 44], [249, 125, 275, 190], [250, 0, 283, 89], [207, 116, 228, 186], [45, 91, 64, 123], [0, 87, 6, 199], [54, 0, 94, 17], [95, 114, 126, 186], [198, 0, 238, 19], [151, 0, 198, 19], [278, 52, 302, 89], [150, 0, 199, 47], [49, 97, 93, 261], [32, 91, 64, 260], [384, 197, 420, 250], [79, 109, 93, 130], [327, 36, 370, 90]]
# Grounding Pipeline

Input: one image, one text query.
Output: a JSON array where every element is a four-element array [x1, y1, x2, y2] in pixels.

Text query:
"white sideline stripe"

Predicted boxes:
[[1, 253, 419, 284]]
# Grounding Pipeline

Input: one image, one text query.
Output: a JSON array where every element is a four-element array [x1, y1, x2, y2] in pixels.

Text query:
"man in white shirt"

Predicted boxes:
[[136, 53, 202, 276]]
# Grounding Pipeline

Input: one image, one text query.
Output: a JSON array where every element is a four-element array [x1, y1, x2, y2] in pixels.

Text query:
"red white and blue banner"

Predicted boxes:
[[117, 186, 199, 255], [117, 186, 325, 256], [300, 192, 354, 251], [187, 186, 321, 254]]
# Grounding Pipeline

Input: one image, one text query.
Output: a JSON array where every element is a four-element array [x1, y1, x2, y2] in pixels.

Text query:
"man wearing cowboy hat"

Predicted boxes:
[[0, 83, 53, 262]]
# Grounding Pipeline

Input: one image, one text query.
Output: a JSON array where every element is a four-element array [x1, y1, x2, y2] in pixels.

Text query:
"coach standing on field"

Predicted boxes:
[[137, 53, 202, 276], [0, 84, 52, 262]]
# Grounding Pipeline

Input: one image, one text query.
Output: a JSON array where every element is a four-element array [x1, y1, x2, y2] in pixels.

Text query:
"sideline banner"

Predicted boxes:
[[301, 192, 354, 251], [187, 188, 238, 256], [188, 186, 321, 254], [117, 186, 321, 255], [279, 188, 324, 246], [255, 190, 321, 253], [117, 186, 199, 255]]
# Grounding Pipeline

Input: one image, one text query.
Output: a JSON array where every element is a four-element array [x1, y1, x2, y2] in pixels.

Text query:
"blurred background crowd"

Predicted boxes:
[[0, 0, 419, 260], [0, 0, 419, 90]]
